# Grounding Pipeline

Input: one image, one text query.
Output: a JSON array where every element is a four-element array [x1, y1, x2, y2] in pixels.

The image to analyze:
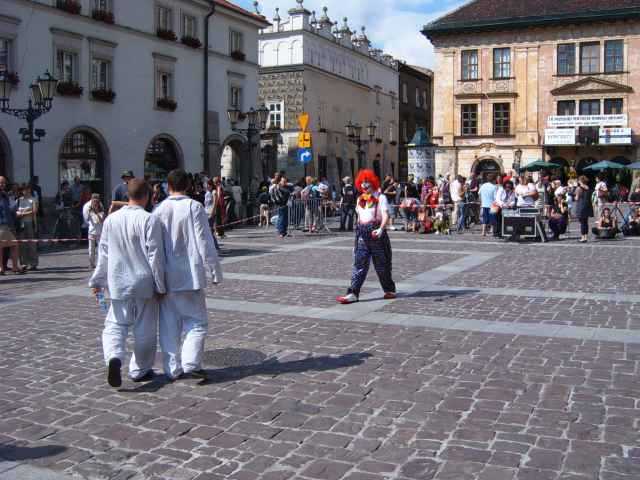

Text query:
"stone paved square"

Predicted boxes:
[[1, 230, 640, 480]]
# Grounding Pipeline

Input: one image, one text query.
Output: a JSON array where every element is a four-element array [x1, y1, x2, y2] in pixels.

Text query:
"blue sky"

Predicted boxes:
[[235, 0, 467, 68]]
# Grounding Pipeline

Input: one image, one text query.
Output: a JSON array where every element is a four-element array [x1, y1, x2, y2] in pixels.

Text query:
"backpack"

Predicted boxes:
[[342, 185, 356, 205]]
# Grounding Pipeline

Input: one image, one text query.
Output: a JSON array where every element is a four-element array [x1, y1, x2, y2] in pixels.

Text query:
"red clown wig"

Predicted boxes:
[[354, 169, 381, 193]]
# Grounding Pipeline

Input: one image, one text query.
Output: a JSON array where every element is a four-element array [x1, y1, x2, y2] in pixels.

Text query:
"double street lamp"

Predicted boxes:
[[345, 121, 377, 171], [227, 104, 269, 182], [0, 70, 59, 180]]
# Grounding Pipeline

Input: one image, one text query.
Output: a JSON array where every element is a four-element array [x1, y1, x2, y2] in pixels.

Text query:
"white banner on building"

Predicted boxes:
[[408, 147, 435, 182], [544, 128, 576, 145], [599, 127, 632, 145], [547, 114, 627, 127]]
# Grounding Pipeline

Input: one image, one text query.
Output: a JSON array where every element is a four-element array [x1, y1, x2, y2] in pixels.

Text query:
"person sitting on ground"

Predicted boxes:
[[548, 191, 569, 241], [592, 207, 619, 239], [622, 207, 640, 237]]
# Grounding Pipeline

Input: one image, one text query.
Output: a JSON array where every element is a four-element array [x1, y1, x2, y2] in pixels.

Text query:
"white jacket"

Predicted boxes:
[[89, 205, 166, 300], [152, 195, 222, 292], [83, 201, 104, 237]]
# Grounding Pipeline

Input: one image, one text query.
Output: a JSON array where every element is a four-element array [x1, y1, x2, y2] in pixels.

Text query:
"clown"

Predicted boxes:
[[337, 169, 397, 304]]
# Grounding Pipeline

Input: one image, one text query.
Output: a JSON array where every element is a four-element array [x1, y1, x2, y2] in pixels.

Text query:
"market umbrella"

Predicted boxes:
[[521, 160, 562, 172], [583, 160, 626, 171], [626, 161, 640, 170]]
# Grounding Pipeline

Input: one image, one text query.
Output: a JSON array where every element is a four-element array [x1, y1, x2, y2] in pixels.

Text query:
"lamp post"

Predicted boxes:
[[0, 70, 58, 180], [513, 148, 523, 174], [345, 121, 376, 172], [227, 104, 269, 185]]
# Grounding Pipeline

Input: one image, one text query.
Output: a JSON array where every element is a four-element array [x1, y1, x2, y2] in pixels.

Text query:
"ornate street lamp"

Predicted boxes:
[[227, 104, 268, 189], [513, 148, 523, 173], [0, 70, 58, 180], [345, 121, 376, 172]]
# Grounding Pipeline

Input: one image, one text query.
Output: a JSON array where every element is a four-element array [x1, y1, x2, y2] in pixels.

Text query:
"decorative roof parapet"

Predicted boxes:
[[288, 0, 310, 15]]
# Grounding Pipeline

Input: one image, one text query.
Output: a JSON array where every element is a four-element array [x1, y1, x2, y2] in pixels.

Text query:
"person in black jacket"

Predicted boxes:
[[271, 176, 291, 238], [574, 175, 593, 243]]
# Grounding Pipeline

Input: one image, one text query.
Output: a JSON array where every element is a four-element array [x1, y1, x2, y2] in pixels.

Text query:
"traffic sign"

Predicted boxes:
[[297, 132, 312, 148], [297, 148, 313, 164], [298, 113, 309, 132]]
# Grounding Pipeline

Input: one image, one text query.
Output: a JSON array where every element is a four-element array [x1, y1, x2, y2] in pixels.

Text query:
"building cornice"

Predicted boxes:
[[0, 14, 21, 26], [49, 27, 83, 40], [422, 7, 640, 40], [152, 52, 177, 62], [260, 28, 398, 73], [87, 36, 118, 48]]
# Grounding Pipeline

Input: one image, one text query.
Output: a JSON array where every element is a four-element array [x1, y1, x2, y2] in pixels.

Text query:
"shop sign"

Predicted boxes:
[[547, 114, 627, 127], [599, 127, 632, 145], [544, 128, 576, 145]]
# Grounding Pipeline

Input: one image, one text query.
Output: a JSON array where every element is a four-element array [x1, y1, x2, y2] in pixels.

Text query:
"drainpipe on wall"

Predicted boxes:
[[203, 1, 216, 173]]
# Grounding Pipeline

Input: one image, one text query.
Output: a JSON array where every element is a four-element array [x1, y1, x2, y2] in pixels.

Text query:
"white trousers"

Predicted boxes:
[[88, 235, 100, 268], [102, 298, 158, 380], [159, 290, 208, 379]]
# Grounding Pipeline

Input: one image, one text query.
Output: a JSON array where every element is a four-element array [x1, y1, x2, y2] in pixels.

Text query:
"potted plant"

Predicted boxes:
[[319, 127, 327, 133], [181, 36, 202, 49], [56, 0, 81, 14], [157, 97, 177, 111], [91, 88, 116, 103], [230, 50, 246, 61], [56, 81, 83, 97], [157, 29, 177, 41], [92, 9, 115, 24], [375, 138, 383, 144], [390, 140, 398, 146]]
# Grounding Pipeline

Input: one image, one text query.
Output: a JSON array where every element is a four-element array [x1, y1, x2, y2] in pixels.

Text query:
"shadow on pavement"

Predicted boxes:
[[218, 248, 271, 258], [0, 444, 67, 461], [198, 351, 372, 385]]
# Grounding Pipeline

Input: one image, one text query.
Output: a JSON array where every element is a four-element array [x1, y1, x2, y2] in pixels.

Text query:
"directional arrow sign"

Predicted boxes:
[[297, 148, 313, 164], [298, 113, 310, 132]]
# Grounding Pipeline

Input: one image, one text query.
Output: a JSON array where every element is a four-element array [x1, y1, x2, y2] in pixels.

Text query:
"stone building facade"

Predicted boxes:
[[0, 0, 267, 198], [398, 63, 433, 180], [423, 0, 640, 182], [258, 0, 399, 186]]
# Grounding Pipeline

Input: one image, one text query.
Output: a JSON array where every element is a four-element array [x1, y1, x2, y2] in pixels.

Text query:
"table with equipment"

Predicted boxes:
[[502, 208, 548, 242]]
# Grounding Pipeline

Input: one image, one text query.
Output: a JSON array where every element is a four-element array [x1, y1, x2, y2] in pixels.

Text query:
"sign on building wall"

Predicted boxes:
[[544, 128, 576, 145], [408, 147, 435, 182], [547, 114, 627, 127], [599, 127, 632, 145]]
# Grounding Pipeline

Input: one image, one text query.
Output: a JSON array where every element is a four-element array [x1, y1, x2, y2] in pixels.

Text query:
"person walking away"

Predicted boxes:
[[83, 194, 105, 268], [479, 175, 498, 236], [271, 176, 291, 238], [340, 176, 357, 232], [257, 187, 271, 227], [16, 184, 39, 270], [110, 170, 134, 214], [337, 169, 396, 304], [153, 169, 223, 381], [595, 175, 608, 218], [575, 175, 593, 243], [89, 178, 166, 387], [0, 177, 25, 275], [211, 177, 226, 238], [450, 175, 463, 229]]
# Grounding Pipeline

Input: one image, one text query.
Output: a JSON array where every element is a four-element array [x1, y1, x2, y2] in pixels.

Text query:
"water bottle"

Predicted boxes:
[[96, 291, 109, 313]]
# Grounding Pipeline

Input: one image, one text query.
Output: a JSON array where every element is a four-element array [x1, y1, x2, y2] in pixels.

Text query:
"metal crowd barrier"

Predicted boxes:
[[288, 198, 335, 233]]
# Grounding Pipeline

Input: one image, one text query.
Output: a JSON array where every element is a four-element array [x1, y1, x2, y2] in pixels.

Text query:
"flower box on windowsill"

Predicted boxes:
[[230, 50, 246, 61], [157, 29, 177, 42], [181, 36, 202, 49], [56, 0, 81, 15], [156, 97, 177, 111], [3, 72, 19, 86], [92, 9, 115, 24], [375, 138, 383, 144], [56, 81, 83, 97], [91, 89, 116, 103], [319, 128, 327, 133], [390, 140, 398, 146]]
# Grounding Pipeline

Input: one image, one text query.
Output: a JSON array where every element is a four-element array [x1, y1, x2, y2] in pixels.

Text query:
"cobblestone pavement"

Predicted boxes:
[[1, 228, 640, 480]]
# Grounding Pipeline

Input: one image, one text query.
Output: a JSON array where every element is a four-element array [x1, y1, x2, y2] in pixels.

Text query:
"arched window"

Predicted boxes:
[[59, 130, 104, 195], [474, 158, 502, 181], [145, 137, 179, 182]]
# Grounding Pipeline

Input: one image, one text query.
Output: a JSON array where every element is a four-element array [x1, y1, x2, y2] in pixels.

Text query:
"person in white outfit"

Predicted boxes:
[[83, 194, 105, 268], [89, 179, 166, 388], [153, 169, 223, 380]]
